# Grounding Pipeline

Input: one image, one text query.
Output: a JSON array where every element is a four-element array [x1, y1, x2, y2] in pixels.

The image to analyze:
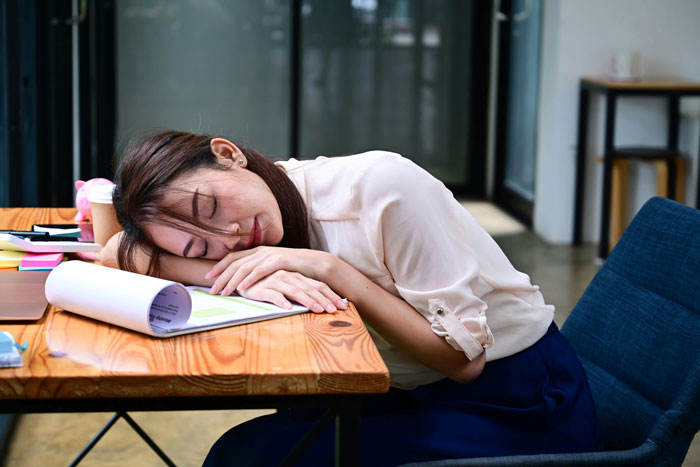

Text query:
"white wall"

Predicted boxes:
[[535, 0, 700, 244]]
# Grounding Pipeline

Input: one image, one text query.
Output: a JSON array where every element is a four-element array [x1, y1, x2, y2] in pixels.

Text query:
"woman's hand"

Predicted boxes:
[[205, 247, 347, 313], [235, 270, 343, 313]]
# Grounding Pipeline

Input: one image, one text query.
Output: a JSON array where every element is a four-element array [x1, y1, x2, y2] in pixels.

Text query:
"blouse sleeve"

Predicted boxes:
[[354, 153, 500, 360]]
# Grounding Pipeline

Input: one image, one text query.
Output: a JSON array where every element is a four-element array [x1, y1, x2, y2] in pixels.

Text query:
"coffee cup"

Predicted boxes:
[[88, 184, 121, 247]]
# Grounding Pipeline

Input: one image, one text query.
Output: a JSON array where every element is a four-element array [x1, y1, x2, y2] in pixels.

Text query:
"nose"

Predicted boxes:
[[219, 223, 241, 251]]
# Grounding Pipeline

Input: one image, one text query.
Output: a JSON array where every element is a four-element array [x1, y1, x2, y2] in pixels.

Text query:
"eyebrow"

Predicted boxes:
[[192, 188, 200, 219]]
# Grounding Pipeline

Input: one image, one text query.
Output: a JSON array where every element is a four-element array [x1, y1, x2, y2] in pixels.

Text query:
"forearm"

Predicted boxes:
[[158, 254, 218, 286], [102, 231, 217, 286], [319, 254, 485, 384]]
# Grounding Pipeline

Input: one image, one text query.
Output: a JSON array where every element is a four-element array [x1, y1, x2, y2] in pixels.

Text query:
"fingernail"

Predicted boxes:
[[282, 301, 292, 309], [336, 300, 347, 310], [238, 283, 247, 290], [325, 303, 337, 313], [204, 272, 212, 279], [312, 303, 324, 313]]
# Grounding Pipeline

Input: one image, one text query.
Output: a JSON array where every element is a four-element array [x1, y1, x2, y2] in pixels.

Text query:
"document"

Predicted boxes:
[[45, 261, 308, 337]]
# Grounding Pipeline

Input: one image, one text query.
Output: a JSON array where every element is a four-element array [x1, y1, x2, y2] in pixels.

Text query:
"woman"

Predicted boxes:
[[104, 129, 602, 466]]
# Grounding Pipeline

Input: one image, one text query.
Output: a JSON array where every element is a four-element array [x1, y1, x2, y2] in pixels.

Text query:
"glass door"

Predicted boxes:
[[299, 0, 490, 194], [115, 0, 291, 158], [493, 0, 542, 224]]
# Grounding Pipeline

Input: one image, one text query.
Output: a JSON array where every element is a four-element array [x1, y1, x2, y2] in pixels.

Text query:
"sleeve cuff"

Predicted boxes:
[[428, 298, 494, 360]]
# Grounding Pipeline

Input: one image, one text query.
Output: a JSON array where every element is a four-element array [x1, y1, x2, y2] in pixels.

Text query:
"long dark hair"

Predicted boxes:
[[113, 129, 309, 275]]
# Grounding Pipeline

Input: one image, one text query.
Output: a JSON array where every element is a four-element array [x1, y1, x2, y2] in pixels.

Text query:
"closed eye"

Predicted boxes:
[[209, 196, 217, 219]]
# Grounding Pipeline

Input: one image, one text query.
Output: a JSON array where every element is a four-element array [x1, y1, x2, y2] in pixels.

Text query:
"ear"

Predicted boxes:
[[75, 180, 85, 190], [210, 138, 246, 167]]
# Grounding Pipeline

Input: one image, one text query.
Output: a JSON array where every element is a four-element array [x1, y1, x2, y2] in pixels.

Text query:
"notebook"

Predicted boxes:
[[0, 270, 50, 320]]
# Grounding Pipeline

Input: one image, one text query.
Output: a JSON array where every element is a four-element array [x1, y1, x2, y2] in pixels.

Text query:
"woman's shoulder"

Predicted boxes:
[[279, 150, 406, 175], [280, 150, 441, 208]]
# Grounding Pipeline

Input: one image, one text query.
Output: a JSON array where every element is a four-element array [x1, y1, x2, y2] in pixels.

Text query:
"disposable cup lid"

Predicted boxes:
[[87, 184, 115, 204]]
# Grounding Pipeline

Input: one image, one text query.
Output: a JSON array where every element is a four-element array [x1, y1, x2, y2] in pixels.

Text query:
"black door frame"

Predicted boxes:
[[492, 0, 541, 227]]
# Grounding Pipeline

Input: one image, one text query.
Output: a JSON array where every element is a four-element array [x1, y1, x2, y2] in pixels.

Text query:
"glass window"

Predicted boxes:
[[300, 0, 473, 185], [115, 0, 290, 157]]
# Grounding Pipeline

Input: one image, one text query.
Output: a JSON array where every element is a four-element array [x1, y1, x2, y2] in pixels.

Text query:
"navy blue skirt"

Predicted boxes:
[[203, 323, 603, 466]]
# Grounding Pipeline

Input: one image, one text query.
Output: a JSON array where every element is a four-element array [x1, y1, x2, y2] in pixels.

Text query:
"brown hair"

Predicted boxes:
[[113, 129, 309, 275]]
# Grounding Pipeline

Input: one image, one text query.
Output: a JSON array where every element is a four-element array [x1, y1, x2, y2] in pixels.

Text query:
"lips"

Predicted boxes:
[[248, 218, 262, 248]]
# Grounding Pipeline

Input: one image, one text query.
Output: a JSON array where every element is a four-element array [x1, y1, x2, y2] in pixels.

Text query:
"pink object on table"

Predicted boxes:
[[21, 252, 64, 268], [74, 178, 113, 222]]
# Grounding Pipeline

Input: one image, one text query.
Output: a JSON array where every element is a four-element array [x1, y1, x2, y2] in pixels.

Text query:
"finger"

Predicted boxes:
[[210, 264, 239, 295], [211, 251, 269, 294], [240, 288, 292, 310], [204, 248, 259, 280], [277, 274, 338, 313], [219, 258, 277, 296], [290, 279, 341, 313], [288, 273, 346, 312], [271, 281, 324, 313]]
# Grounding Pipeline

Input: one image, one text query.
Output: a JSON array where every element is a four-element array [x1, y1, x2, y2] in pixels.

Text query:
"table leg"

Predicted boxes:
[[335, 405, 361, 467], [668, 95, 680, 150], [573, 87, 590, 245], [697, 132, 700, 208], [598, 94, 617, 259]]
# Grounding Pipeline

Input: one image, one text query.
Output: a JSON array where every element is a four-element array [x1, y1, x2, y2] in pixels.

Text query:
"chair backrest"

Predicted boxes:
[[561, 197, 700, 457]]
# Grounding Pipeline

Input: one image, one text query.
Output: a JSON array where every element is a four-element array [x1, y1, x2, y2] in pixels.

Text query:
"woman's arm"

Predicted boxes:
[[207, 247, 485, 383], [101, 231, 217, 286], [101, 232, 344, 314], [323, 254, 485, 384]]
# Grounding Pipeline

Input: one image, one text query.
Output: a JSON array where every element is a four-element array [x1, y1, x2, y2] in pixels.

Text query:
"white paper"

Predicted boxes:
[[45, 261, 191, 336], [45, 261, 308, 338]]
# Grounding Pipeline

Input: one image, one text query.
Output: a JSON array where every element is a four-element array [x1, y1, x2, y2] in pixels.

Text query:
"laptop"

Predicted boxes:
[[0, 270, 51, 320]]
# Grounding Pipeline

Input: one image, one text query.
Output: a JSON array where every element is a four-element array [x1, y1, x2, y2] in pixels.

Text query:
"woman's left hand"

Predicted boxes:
[[205, 246, 346, 311]]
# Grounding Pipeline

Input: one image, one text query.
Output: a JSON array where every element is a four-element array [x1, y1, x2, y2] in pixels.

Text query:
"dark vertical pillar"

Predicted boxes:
[[573, 85, 590, 245], [598, 93, 617, 259], [289, 0, 301, 158]]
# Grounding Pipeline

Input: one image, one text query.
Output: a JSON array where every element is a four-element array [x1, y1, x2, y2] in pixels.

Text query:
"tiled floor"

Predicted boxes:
[[2, 203, 698, 466]]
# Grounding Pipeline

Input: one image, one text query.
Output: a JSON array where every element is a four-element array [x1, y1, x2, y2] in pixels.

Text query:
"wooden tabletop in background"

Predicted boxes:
[[0, 208, 389, 400]]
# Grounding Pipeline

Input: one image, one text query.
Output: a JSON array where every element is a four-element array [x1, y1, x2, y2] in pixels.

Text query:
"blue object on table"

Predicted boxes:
[[401, 197, 700, 466]]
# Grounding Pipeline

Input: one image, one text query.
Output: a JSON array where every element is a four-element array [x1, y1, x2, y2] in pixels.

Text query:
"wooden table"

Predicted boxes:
[[0, 208, 389, 466], [573, 76, 700, 258]]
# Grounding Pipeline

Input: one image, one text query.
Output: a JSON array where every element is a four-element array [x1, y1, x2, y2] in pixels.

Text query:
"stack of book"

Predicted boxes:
[[0, 225, 100, 271]]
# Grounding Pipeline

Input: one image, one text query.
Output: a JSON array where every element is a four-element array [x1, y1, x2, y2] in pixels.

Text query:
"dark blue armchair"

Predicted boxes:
[[403, 197, 700, 466]]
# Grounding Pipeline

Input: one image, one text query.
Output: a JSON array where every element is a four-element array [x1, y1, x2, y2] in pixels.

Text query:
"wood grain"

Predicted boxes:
[[0, 208, 389, 399]]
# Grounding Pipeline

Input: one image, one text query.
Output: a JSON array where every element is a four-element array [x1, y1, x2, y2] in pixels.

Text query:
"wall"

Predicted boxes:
[[535, 0, 700, 244]]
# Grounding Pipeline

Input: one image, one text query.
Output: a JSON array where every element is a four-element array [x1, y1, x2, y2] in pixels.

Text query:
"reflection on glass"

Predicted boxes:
[[300, 0, 473, 185], [503, 0, 541, 201], [115, 0, 290, 157]]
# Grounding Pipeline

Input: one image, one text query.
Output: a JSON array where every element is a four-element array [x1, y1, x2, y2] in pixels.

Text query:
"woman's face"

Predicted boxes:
[[145, 143, 284, 260]]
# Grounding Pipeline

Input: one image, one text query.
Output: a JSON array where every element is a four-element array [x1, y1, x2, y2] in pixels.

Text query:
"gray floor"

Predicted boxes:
[[2, 209, 698, 466]]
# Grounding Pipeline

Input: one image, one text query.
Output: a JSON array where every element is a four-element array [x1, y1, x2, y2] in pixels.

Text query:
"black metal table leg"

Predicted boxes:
[[574, 86, 590, 245], [335, 405, 361, 467], [68, 413, 121, 467], [598, 93, 617, 259], [68, 412, 176, 467]]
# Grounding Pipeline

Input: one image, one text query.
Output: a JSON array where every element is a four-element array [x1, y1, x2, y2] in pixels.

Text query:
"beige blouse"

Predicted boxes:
[[278, 151, 554, 389]]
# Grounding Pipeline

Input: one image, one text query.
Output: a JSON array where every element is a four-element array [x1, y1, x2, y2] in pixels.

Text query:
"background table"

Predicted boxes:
[[0, 207, 389, 466], [573, 76, 700, 258]]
